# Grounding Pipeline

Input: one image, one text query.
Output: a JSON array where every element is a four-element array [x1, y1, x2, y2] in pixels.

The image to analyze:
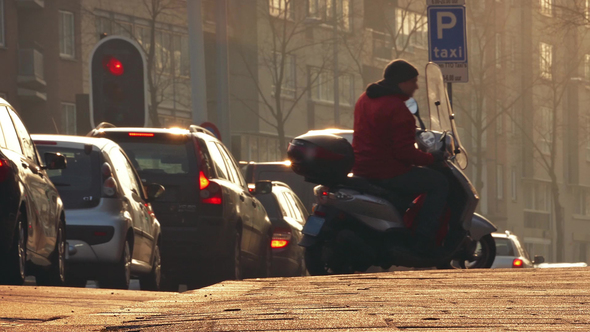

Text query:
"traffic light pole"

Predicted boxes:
[[188, 0, 208, 125]]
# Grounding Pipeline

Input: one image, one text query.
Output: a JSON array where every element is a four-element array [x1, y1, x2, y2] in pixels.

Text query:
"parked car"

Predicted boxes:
[[491, 231, 544, 268], [0, 98, 68, 286], [89, 125, 273, 290], [242, 161, 317, 211], [32, 135, 163, 290], [254, 181, 308, 277]]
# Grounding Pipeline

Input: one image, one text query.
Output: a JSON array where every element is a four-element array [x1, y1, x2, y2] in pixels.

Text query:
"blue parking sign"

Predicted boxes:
[[428, 6, 467, 63]]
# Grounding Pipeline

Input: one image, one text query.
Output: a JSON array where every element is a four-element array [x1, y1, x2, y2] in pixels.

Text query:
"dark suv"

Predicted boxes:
[[90, 125, 272, 289], [0, 98, 67, 285]]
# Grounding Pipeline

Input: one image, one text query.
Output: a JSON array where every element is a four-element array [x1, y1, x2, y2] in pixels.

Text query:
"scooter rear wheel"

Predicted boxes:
[[304, 244, 330, 276]]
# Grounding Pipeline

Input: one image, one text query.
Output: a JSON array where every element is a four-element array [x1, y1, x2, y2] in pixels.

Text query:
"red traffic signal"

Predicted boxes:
[[103, 56, 124, 76]]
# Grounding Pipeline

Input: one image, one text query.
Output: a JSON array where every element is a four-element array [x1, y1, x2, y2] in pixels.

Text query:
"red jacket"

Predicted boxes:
[[352, 92, 434, 179]]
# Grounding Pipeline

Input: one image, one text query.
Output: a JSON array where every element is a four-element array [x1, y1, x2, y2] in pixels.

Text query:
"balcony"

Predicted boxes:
[[17, 88, 47, 102], [18, 48, 46, 89], [16, 0, 45, 9]]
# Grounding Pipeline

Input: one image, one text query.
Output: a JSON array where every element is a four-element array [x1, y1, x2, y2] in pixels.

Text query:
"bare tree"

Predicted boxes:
[[232, 0, 335, 158], [340, 0, 428, 85]]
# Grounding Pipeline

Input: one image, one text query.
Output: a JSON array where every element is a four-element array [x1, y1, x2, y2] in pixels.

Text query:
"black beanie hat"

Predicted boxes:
[[383, 59, 419, 84]]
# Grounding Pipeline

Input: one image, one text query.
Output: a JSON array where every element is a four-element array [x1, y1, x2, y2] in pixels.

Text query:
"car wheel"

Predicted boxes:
[[36, 221, 67, 286], [221, 231, 243, 281], [140, 244, 161, 291], [99, 238, 132, 289], [258, 236, 272, 278], [0, 213, 27, 285]]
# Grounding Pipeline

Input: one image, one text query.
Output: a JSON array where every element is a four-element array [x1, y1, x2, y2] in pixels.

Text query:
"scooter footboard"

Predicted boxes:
[[469, 213, 497, 240]]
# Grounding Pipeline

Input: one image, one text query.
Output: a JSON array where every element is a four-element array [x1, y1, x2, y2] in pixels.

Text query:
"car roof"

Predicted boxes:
[[492, 231, 518, 239], [94, 125, 217, 139], [97, 127, 191, 135], [31, 134, 114, 150], [271, 181, 294, 191]]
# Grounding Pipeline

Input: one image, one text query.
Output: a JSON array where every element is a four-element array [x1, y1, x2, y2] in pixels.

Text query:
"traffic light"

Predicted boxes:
[[90, 36, 147, 128]]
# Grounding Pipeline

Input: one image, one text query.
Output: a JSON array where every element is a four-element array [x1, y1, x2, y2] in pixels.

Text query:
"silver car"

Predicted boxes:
[[491, 231, 544, 268], [32, 135, 163, 290]]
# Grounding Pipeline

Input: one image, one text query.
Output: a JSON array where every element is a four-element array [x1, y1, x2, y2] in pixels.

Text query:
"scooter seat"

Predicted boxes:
[[338, 177, 414, 213]]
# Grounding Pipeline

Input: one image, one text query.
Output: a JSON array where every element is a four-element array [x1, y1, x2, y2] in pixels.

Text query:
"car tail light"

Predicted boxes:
[[512, 258, 524, 268], [271, 227, 292, 249], [0, 159, 11, 182], [199, 171, 222, 205], [103, 177, 118, 197], [101, 162, 118, 197]]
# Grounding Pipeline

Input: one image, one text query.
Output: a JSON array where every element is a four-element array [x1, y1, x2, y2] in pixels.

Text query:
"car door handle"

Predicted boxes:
[[21, 161, 29, 169], [240, 194, 245, 202], [251, 201, 257, 208]]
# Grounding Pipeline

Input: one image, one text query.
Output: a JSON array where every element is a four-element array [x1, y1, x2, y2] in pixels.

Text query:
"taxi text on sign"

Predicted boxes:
[[427, 4, 468, 83]]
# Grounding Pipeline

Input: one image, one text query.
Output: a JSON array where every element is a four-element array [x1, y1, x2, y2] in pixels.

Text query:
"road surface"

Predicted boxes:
[[2, 268, 590, 331]]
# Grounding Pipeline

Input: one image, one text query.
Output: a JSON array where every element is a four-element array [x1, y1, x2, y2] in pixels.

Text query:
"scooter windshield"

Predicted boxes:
[[425, 63, 469, 169]]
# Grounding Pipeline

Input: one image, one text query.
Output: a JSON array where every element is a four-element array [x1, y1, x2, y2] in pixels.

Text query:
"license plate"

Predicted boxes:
[[302, 215, 325, 236]]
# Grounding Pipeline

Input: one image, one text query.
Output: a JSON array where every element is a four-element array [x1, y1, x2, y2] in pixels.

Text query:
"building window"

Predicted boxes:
[[540, 0, 552, 16], [308, 0, 320, 18], [0, 0, 5, 47], [586, 0, 590, 23], [272, 53, 296, 98], [524, 182, 550, 212], [539, 106, 553, 154], [307, 0, 351, 31], [59, 11, 75, 58], [395, 8, 428, 50], [539, 42, 553, 80], [270, 0, 293, 20], [575, 187, 590, 216], [373, 31, 392, 60], [497, 164, 504, 200], [311, 69, 354, 105], [524, 181, 551, 230], [511, 166, 517, 201], [61, 103, 76, 135], [585, 54, 590, 81]]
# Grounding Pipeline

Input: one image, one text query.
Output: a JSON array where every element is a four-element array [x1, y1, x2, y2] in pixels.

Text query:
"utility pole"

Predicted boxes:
[[216, 0, 231, 145], [332, 0, 340, 126], [187, 0, 208, 124]]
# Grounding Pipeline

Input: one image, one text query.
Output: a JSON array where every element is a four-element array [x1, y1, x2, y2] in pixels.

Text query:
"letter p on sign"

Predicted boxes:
[[437, 12, 457, 39]]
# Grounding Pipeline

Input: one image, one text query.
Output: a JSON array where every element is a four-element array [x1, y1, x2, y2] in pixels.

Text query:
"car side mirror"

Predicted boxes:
[[145, 183, 165, 201], [533, 255, 545, 264], [254, 181, 273, 195], [44, 152, 67, 170]]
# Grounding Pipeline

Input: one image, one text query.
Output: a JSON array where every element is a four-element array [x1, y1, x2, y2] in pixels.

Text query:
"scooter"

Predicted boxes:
[[287, 63, 497, 273]]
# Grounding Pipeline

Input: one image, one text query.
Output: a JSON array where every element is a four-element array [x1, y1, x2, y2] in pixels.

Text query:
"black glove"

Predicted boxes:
[[431, 150, 447, 162]]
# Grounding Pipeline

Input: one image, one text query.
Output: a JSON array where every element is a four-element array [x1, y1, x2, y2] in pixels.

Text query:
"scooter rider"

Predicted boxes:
[[352, 59, 448, 256]]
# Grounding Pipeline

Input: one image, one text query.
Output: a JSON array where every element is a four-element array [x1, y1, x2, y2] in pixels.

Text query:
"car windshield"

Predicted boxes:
[[494, 238, 516, 256], [35, 146, 102, 209]]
